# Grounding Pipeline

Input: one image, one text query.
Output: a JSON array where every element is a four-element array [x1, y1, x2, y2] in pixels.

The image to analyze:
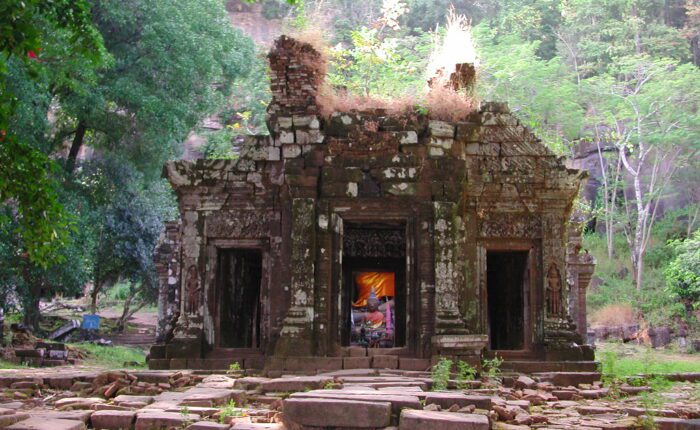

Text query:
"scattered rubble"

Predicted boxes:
[[0, 367, 698, 430]]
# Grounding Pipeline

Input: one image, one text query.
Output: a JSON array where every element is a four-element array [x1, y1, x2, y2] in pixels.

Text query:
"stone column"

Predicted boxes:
[[432, 202, 487, 355], [275, 197, 316, 356]]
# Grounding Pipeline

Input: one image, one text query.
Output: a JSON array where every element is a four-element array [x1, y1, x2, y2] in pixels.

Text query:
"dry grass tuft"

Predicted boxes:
[[590, 303, 638, 327], [316, 84, 418, 118], [316, 83, 477, 122], [423, 86, 478, 122]]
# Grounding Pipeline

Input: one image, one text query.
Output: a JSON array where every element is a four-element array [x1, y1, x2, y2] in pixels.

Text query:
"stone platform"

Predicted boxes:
[[0, 368, 699, 429]]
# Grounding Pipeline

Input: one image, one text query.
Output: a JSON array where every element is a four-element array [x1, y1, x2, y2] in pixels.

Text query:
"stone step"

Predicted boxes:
[[283, 398, 392, 428], [531, 371, 602, 386], [500, 360, 598, 373], [399, 409, 490, 430]]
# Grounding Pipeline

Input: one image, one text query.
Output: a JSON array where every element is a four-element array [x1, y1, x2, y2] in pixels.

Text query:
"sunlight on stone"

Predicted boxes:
[[426, 9, 478, 82]]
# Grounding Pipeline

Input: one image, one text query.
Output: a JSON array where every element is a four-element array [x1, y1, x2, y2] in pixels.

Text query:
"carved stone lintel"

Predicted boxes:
[[479, 215, 541, 238], [343, 228, 405, 258], [206, 211, 272, 238]]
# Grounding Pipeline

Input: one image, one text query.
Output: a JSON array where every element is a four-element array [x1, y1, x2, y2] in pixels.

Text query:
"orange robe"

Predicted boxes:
[[352, 272, 395, 307]]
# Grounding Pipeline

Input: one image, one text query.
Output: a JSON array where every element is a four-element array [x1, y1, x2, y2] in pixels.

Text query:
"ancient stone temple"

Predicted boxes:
[[148, 36, 596, 372]]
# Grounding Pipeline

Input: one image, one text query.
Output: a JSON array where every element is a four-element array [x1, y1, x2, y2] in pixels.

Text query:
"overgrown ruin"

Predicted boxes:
[[149, 35, 596, 372]]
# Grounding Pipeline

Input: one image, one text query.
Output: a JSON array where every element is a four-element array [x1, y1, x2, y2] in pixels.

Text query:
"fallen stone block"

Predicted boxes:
[[113, 396, 153, 406], [233, 377, 270, 391], [90, 410, 136, 430], [0, 412, 30, 429], [261, 376, 333, 393], [55, 398, 105, 410], [231, 424, 284, 430], [186, 422, 229, 430], [134, 412, 200, 430], [514, 376, 536, 389], [653, 417, 700, 430], [6, 418, 85, 430], [290, 390, 421, 414], [283, 398, 391, 428], [399, 409, 489, 430], [30, 411, 93, 424], [180, 389, 244, 407], [425, 392, 491, 410], [576, 405, 616, 415]]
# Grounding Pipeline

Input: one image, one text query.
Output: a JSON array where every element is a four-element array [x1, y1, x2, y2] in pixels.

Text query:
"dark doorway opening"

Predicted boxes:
[[341, 223, 406, 348], [487, 251, 528, 350], [218, 249, 262, 348]]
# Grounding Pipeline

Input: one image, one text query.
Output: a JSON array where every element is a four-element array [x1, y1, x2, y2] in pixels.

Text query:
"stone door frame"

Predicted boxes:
[[206, 238, 271, 354], [477, 239, 540, 356], [329, 208, 419, 357]]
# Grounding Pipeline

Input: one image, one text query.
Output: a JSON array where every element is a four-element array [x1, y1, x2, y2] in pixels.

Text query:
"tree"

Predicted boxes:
[[1, 0, 106, 266], [83, 157, 175, 316], [474, 27, 584, 155], [665, 229, 700, 318], [59, 0, 255, 175], [2, 0, 256, 327], [585, 57, 700, 290]]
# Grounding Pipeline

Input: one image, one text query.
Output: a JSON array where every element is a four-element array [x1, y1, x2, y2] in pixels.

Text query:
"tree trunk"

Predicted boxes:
[[90, 284, 99, 315], [66, 121, 87, 173], [632, 172, 646, 291], [116, 285, 146, 333], [23, 283, 42, 331]]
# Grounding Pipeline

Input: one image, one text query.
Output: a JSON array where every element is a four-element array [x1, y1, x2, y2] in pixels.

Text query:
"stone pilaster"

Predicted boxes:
[[432, 202, 487, 355], [275, 197, 316, 356]]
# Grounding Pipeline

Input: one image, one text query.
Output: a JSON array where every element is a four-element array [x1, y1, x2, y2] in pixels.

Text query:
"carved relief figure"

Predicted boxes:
[[184, 266, 200, 314], [546, 263, 563, 317]]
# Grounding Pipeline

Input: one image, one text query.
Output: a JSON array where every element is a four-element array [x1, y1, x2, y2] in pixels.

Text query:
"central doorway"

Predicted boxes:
[[341, 223, 406, 348], [487, 250, 529, 350], [217, 248, 262, 348]]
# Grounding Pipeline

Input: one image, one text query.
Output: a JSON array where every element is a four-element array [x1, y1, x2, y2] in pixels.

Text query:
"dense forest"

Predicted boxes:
[[1, 0, 699, 341]]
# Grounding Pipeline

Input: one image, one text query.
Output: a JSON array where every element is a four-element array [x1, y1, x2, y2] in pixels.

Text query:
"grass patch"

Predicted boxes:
[[597, 342, 700, 377], [70, 343, 147, 369], [0, 359, 27, 370]]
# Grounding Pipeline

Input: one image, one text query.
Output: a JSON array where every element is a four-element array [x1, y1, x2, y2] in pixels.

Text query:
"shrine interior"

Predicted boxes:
[[217, 248, 262, 349], [342, 223, 406, 349], [487, 251, 528, 351]]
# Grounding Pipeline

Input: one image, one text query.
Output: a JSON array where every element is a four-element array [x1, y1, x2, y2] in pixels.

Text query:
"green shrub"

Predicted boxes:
[[456, 360, 477, 389], [481, 355, 503, 381], [431, 357, 452, 391]]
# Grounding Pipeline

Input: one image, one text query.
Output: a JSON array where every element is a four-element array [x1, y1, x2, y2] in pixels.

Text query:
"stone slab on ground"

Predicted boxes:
[[283, 397, 391, 428], [165, 407, 219, 418], [398, 409, 489, 430], [30, 410, 93, 424], [261, 376, 333, 393], [231, 424, 284, 430], [197, 375, 236, 389], [424, 392, 491, 410], [134, 412, 200, 430], [653, 417, 700, 429], [6, 418, 85, 430], [180, 388, 244, 407], [186, 422, 230, 430], [0, 413, 30, 429], [90, 410, 136, 430], [290, 390, 421, 413], [112, 396, 153, 406], [54, 398, 105, 410], [532, 372, 601, 386]]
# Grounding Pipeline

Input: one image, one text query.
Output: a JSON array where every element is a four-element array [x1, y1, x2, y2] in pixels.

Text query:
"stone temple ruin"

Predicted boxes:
[[148, 36, 596, 372]]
